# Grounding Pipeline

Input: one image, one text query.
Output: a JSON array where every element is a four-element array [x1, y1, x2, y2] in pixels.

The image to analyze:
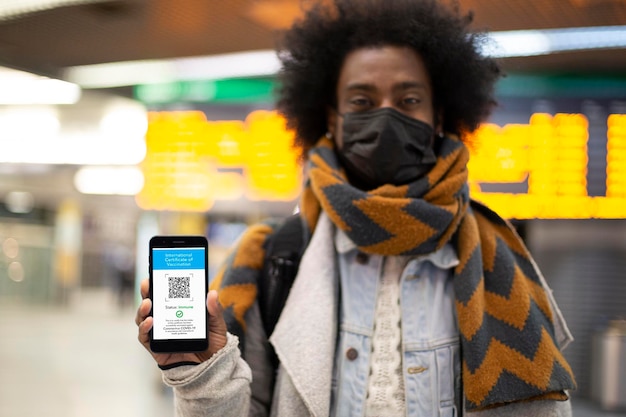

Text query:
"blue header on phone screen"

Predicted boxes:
[[152, 248, 205, 270]]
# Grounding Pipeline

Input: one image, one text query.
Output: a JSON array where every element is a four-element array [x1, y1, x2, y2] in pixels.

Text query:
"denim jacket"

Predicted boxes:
[[331, 229, 461, 416]]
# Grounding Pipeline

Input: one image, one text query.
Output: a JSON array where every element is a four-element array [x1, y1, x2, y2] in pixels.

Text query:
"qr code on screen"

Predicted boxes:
[[168, 276, 191, 299]]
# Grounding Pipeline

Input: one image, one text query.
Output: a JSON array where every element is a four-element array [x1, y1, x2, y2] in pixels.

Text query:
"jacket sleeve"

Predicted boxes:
[[161, 333, 252, 417], [162, 220, 279, 417], [467, 398, 572, 416], [159, 304, 277, 417]]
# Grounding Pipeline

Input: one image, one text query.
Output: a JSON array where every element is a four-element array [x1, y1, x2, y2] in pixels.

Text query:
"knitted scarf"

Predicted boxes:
[[212, 135, 576, 411]]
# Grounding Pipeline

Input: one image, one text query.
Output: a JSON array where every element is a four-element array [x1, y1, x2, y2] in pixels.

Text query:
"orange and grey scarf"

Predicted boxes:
[[213, 135, 576, 411]]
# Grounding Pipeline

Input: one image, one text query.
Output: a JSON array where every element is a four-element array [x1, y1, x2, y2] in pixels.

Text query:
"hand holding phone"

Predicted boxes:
[[136, 281, 228, 367], [149, 235, 210, 353]]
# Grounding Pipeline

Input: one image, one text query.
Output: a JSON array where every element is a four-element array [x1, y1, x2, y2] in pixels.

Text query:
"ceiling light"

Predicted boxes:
[[0, 106, 61, 140], [64, 50, 281, 88], [0, 0, 109, 21], [74, 166, 144, 195], [486, 25, 626, 58], [175, 50, 281, 81], [546, 25, 626, 52], [4, 191, 35, 214], [65, 60, 174, 89], [7, 262, 24, 282], [99, 104, 148, 140], [2, 237, 20, 258], [0, 96, 147, 165], [0, 66, 81, 104], [483, 31, 551, 57]]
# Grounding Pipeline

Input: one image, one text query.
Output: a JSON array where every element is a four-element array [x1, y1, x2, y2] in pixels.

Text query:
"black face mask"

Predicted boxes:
[[336, 107, 437, 190]]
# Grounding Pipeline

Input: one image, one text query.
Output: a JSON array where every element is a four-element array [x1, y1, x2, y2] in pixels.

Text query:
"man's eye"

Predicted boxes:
[[349, 97, 371, 108], [403, 97, 421, 105]]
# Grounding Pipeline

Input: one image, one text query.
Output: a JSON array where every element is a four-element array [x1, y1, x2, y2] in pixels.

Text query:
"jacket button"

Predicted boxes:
[[346, 347, 359, 361], [408, 366, 428, 374], [355, 252, 369, 264]]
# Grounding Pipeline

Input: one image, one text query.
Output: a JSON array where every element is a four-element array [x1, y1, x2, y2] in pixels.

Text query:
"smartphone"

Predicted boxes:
[[149, 235, 209, 353]]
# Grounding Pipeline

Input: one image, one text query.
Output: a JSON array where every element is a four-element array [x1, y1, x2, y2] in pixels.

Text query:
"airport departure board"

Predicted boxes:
[[137, 75, 626, 218], [469, 95, 626, 219]]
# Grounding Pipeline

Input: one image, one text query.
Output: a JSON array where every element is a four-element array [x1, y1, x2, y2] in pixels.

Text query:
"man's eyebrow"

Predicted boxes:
[[344, 81, 428, 92], [345, 82, 377, 92], [393, 81, 428, 91]]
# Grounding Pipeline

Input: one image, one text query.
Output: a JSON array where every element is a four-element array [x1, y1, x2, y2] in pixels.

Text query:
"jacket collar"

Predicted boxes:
[[335, 227, 459, 269], [269, 213, 339, 417]]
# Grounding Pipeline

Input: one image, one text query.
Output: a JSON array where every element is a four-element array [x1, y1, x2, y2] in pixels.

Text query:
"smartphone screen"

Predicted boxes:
[[149, 235, 209, 352]]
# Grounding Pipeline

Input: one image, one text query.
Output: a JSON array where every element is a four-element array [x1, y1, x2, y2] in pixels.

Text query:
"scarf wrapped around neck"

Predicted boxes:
[[213, 134, 576, 411]]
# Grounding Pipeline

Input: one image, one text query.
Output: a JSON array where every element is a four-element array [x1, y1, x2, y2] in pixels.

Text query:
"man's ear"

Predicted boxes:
[[435, 108, 444, 135], [326, 106, 337, 138]]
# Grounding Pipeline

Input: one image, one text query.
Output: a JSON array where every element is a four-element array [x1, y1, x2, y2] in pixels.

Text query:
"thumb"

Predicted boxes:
[[206, 290, 228, 356], [207, 290, 224, 322]]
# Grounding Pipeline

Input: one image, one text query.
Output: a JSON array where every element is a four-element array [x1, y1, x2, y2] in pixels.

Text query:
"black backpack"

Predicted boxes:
[[258, 214, 308, 340]]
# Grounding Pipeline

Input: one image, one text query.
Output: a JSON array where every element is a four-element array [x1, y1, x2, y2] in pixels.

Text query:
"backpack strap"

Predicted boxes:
[[259, 213, 307, 339]]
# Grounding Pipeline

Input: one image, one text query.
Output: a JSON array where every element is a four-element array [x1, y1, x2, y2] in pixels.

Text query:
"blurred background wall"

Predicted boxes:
[[0, 1, 625, 415]]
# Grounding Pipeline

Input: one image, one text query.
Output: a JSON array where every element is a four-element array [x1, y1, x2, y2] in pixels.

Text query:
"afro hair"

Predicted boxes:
[[275, 0, 502, 156]]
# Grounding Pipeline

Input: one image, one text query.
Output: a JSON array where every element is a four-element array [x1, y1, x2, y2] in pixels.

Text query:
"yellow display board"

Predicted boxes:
[[136, 110, 301, 211], [138, 110, 626, 219], [467, 113, 626, 219]]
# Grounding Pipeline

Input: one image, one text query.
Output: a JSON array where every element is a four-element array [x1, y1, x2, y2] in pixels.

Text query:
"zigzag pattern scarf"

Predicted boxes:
[[213, 135, 576, 411]]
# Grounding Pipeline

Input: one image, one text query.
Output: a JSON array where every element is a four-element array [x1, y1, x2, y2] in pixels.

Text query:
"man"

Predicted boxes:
[[136, 1, 576, 415]]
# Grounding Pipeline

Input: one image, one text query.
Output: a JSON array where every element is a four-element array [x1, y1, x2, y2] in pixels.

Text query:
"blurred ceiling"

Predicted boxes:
[[0, 0, 624, 84]]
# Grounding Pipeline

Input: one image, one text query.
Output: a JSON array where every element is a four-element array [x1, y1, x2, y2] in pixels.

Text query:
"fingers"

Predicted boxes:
[[140, 279, 149, 299], [136, 296, 153, 348], [135, 281, 153, 350], [135, 297, 152, 326], [135, 279, 150, 326], [137, 315, 153, 346], [136, 297, 153, 347], [136, 280, 153, 351]]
